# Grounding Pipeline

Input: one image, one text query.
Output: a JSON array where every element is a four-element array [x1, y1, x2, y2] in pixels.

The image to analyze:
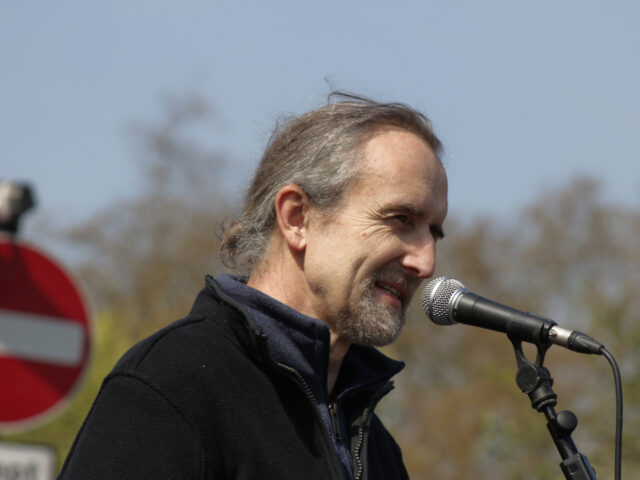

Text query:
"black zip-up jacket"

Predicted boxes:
[[58, 277, 410, 479]]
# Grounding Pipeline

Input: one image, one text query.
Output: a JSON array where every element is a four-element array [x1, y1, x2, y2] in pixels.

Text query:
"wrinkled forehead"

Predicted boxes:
[[355, 127, 446, 189], [327, 128, 447, 222]]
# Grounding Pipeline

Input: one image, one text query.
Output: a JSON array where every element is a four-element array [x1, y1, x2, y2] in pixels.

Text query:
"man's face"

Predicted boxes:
[[303, 127, 448, 347]]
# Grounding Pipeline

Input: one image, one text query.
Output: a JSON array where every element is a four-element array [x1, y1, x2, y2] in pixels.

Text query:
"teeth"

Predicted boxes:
[[379, 285, 401, 298]]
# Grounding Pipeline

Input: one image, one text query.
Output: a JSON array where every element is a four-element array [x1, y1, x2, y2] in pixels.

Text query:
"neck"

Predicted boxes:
[[248, 245, 351, 395], [328, 333, 351, 394]]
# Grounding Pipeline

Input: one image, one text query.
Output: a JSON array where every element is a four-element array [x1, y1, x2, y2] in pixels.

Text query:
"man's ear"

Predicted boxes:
[[274, 184, 309, 252]]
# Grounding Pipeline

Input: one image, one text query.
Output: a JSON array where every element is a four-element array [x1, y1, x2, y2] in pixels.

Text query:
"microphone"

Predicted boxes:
[[421, 277, 604, 355]]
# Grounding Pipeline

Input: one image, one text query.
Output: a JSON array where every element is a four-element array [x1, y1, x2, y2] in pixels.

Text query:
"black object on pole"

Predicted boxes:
[[510, 334, 599, 480], [0, 181, 36, 234]]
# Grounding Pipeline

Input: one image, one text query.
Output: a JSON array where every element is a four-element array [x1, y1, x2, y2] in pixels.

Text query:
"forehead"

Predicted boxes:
[[347, 128, 448, 211]]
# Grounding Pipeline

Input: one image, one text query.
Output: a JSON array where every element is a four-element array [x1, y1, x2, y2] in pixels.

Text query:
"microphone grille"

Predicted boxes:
[[421, 276, 466, 325]]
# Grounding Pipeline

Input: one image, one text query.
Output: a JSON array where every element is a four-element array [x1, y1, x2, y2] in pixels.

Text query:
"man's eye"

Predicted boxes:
[[389, 215, 410, 225]]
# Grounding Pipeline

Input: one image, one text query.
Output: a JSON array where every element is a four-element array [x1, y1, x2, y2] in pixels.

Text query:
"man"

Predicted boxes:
[[58, 94, 448, 479]]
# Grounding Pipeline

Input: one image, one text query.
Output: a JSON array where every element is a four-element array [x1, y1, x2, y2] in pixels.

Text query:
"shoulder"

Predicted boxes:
[[368, 415, 410, 480], [99, 284, 267, 421], [113, 281, 258, 378]]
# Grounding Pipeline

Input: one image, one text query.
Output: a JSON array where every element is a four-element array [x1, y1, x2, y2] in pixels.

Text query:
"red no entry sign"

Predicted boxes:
[[0, 236, 91, 430]]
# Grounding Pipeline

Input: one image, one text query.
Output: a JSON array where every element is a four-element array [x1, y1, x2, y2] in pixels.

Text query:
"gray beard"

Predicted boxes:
[[334, 265, 417, 347]]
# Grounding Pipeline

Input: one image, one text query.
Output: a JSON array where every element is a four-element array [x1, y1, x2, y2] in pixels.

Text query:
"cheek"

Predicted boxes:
[[359, 234, 407, 264], [304, 237, 356, 286], [308, 225, 404, 282]]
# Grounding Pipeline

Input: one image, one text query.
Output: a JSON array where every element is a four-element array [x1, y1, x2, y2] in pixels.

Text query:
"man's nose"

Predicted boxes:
[[398, 236, 436, 279]]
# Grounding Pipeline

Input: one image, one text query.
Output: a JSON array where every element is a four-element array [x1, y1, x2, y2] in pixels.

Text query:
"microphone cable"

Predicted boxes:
[[600, 347, 622, 480]]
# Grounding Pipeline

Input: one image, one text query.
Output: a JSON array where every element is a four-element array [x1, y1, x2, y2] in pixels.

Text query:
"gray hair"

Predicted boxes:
[[219, 92, 442, 274]]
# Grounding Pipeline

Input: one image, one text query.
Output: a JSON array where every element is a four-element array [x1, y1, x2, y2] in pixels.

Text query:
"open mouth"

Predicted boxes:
[[374, 281, 405, 306]]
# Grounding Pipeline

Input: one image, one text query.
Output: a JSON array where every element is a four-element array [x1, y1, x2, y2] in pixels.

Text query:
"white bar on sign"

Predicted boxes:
[[0, 309, 84, 366], [0, 442, 56, 480]]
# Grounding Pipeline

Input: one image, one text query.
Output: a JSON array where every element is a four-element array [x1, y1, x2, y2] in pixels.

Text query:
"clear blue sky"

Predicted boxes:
[[3, 1, 639, 258]]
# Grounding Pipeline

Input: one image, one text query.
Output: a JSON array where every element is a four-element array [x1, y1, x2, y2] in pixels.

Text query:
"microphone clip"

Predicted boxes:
[[508, 333, 598, 479], [510, 335, 557, 412]]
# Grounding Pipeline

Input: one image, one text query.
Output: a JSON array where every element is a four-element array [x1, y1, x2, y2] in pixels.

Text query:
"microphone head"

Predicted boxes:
[[421, 276, 466, 325]]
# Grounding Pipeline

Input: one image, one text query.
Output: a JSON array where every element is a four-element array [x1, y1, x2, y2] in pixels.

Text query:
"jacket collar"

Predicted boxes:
[[205, 274, 404, 402]]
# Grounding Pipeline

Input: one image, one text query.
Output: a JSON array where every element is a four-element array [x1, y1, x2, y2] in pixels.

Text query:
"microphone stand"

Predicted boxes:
[[509, 336, 598, 480]]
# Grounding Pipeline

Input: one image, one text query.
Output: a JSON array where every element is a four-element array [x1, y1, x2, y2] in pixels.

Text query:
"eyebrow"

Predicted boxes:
[[379, 203, 425, 218]]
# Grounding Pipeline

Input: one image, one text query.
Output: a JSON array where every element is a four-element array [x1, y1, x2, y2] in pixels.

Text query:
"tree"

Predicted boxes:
[[65, 92, 233, 339]]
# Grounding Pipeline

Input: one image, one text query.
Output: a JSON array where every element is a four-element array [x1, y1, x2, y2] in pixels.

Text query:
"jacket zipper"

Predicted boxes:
[[352, 382, 395, 480], [256, 329, 395, 480], [256, 331, 348, 480], [328, 402, 342, 441]]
